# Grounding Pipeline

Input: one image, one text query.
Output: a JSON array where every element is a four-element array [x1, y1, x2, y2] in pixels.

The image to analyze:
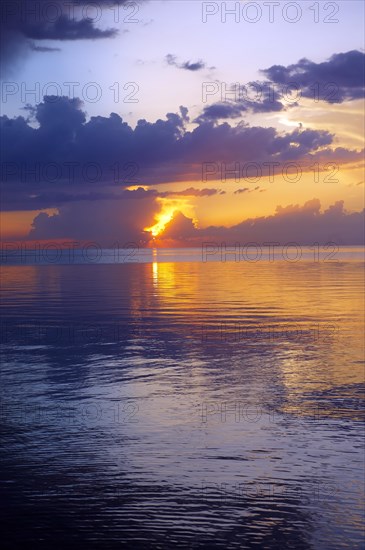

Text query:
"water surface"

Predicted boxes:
[[1, 250, 364, 548]]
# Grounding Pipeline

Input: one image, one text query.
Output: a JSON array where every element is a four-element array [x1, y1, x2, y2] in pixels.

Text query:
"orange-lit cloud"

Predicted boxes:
[[153, 199, 364, 247], [144, 197, 197, 238]]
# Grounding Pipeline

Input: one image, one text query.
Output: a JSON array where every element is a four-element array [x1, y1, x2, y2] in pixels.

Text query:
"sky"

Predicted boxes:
[[1, 0, 364, 246]]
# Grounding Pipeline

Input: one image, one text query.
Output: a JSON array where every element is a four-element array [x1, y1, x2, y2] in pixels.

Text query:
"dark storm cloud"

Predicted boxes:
[[1, 186, 221, 211], [194, 102, 246, 123], [1, 94, 364, 212], [28, 197, 158, 244], [262, 50, 365, 103], [22, 14, 117, 40], [0, 0, 138, 74], [2, 189, 127, 211]]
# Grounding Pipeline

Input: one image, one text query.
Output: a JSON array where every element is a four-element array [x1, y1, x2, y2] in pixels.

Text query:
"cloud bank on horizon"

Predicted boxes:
[[28, 196, 364, 247]]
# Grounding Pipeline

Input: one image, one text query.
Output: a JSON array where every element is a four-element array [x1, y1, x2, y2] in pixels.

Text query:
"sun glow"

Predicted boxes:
[[125, 185, 149, 191], [145, 207, 177, 237], [144, 197, 196, 238]]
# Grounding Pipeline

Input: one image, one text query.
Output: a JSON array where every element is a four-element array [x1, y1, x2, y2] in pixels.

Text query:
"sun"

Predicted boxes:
[[144, 197, 181, 237], [145, 206, 177, 237], [144, 197, 198, 239]]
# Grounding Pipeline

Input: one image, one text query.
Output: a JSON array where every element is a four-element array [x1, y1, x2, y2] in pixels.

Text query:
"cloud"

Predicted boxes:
[[233, 186, 261, 194], [194, 102, 246, 123], [262, 50, 365, 103], [194, 83, 289, 123], [27, 189, 217, 244], [0, 179, 221, 212], [166, 54, 210, 72], [156, 200, 365, 246], [194, 51, 365, 123], [18, 194, 365, 246], [159, 211, 197, 240], [29, 42, 61, 52], [28, 196, 158, 245], [159, 187, 220, 197], [121, 186, 220, 198], [23, 14, 117, 41], [1, 94, 364, 212], [0, 0, 136, 74]]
